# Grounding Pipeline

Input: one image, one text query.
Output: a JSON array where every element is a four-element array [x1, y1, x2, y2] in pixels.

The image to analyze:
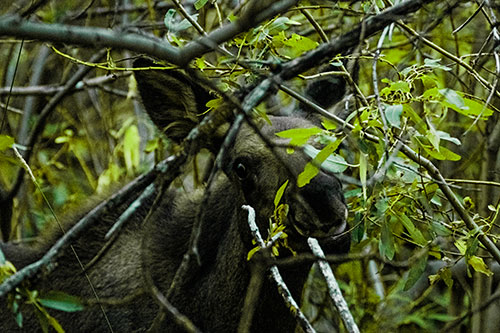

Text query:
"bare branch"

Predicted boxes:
[[0, 72, 130, 96], [242, 205, 316, 333], [307, 238, 359, 333], [0, 16, 181, 63]]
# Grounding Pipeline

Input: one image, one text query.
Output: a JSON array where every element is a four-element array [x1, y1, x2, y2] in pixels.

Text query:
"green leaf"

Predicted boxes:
[[390, 80, 410, 93], [398, 214, 427, 246], [415, 136, 461, 161], [436, 130, 461, 145], [423, 58, 451, 71], [462, 97, 494, 119], [439, 88, 467, 112], [425, 145, 461, 161], [426, 118, 440, 151], [359, 152, 367, 200], [422, 87, 439, 100], [468, 255, 493, 276], [384, 104, 403, 128], [420, 74, 438, 89], [321, 119, 337, 130], [195, 57, 206, 70], [298, 141, 347, 187], [15, 310, 23, 328], [454, 239, 466, 255], [247, 246, 261, 261], [403, 104, 426, 133], [163, 9, 176, 30], [177, 16, 197, 31], [267, 17, 300, 34], [164, 9, 197, 33], [276, 127, 322, 146], [96, 163, 124, 194], [274, 180, 289, 208], [205, 97, 224, 113], [321, 154, 348, 174], [379, 219, 395, 260], [303, 143, 348, 173], [441, 267, 454, 288], [431, 221, 451, 237], [145, 138, 160, 153], [123, 125, 140, 174], [0, 135, 14, 151], [39, 291, 84, 312], [46, 315, 65, 333], [194, 0, 209, 10], [404, 254, 428, 290], [272, 32, 318, 57], [297, 163, 319, 188]]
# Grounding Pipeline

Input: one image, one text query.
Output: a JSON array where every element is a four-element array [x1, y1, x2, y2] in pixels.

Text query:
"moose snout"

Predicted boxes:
[[293, 172, 347, 238]]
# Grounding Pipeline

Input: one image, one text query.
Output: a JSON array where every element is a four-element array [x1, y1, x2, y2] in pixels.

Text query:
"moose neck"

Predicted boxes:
[[147, 177, 310, 332]]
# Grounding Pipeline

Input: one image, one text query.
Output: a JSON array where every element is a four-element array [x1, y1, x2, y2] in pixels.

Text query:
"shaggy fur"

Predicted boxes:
[[0, 59, 350, 332]]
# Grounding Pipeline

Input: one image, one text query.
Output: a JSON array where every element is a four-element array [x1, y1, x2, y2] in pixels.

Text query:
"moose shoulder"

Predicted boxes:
[[0, 59, 350, 332]]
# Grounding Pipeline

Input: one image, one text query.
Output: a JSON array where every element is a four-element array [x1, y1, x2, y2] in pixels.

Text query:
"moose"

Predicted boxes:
[[0, 58, 350, 332]]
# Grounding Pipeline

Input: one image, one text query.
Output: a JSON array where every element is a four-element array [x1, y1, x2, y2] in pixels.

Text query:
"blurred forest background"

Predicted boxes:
[[1, 0, 500, 332]]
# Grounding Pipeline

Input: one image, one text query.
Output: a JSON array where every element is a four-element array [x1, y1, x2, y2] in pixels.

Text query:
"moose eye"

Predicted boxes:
[[234, 162, 248, 179]]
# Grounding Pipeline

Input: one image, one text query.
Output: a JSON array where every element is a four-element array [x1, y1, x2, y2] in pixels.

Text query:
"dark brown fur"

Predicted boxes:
[[0, 59, 349, 332]]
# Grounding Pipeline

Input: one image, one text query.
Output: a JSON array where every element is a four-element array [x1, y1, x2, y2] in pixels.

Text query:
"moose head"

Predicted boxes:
[[134, 58, 349, 247], [0, 58, 350, 332]]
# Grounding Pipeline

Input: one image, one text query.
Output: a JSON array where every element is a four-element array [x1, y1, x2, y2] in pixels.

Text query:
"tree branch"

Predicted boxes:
[[307, 238, 359, 333], [0, 72, 130, 96], [242, 205, 316, 333], [0, 0, 299, 67], [0, 155, 163, 297], [277, 0, 436, 82], [0, 16, 181, 63]]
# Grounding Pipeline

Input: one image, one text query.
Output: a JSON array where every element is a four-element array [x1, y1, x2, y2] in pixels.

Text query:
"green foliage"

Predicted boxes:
[[276, 126, 348, 187], [38, 291, 84, 313], [194, 0, 209, 11], [0, 258, 82, 332], [2, 1, 500, 332], [247, 180, 294, 260], [0, 135, 14, 151]]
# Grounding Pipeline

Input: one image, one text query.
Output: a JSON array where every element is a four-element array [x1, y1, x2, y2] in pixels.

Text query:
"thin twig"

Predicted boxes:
[[301, 8, 328, 43], [0, 72, 130, 96], [242, 205, 316, 333]]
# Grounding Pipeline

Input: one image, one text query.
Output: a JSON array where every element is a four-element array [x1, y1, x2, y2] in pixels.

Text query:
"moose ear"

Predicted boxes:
[[133, 58, 213, 143], [299, 62, 357, 124]]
